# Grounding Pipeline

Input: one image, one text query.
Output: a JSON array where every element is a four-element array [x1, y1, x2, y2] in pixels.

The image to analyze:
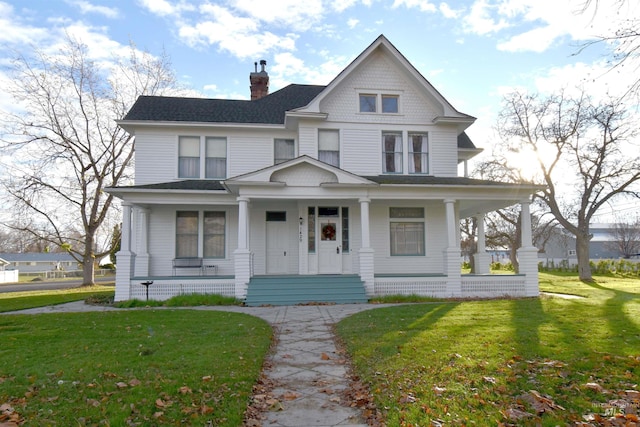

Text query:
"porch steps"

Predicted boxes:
[[244, 275, 368, 306]]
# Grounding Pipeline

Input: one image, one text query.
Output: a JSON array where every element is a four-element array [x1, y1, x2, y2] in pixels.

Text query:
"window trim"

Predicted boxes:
[[318, 129, 340, 167], [274, 138, 296, 164], [389, 207, 425, 256], [382, 131, 403, 174], [408, 132, 429, 175], [178, 136, 228, 180], [357, 91, 402, 115], [175, 210, 227, 259]]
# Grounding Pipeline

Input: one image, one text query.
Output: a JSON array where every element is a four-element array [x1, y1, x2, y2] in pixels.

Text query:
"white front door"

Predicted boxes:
[[318, 216, 342, 274], [266, 213, 289, 274]]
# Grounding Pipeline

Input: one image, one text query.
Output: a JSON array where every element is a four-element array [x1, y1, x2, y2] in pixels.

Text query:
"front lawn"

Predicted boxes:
[[0, 287, 115, 313], [336, 273, 640, 426], [0, 310, 272, 426]]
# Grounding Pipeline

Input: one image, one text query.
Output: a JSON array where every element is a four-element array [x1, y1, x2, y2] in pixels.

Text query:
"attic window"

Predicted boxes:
[[382, 95, 398, 113], [359, 94, 377, 113], [359, 93, 400, 114]]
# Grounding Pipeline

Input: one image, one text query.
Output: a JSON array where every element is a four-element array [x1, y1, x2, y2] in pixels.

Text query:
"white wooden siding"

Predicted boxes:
[[228, 136, 273, 177], [369, 201, 445, 275], [134, 132, 176, 185], [146, 205, 238, 277], [298, 126, 316, 157], [429, 129, 458, 177], [341, 128, 380, 175], [319, 52, 439, 124]]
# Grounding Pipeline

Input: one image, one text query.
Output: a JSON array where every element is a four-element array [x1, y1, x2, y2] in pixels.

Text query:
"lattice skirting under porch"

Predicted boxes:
[[461, 276, 527, 297], [129, 280, 236, 301], [373, 278, 448, 297]]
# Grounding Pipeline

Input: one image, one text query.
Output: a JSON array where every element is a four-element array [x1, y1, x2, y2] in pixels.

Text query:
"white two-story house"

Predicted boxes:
[[107, 35, 542, 304]]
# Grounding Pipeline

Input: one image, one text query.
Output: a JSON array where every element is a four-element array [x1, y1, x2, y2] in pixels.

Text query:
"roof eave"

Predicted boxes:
[[116, 120, 286, 133]]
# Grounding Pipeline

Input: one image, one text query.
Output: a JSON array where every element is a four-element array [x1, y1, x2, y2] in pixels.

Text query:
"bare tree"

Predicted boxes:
[[607, 216, 640, 258], [484, 89, 640, 281], [0, 36, 180, 285], [578, 0, 640, 98]]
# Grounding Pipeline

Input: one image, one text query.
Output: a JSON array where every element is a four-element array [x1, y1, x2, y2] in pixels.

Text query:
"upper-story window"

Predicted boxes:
[[382, 132, 403, 173], [178, 136, 227, 179], [381, 95, 399, 113], [274, 138, 295, 164], [318, 129, 340, 167], [205, 137, 227, 179], [178, 136, 200, 178], [359, 93, 400, 114], [359, 94, 377, 113], [408, 133, 428, 174]]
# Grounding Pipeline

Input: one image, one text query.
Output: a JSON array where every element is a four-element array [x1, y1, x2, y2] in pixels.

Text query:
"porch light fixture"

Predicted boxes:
[[299, 217, 303, 225]]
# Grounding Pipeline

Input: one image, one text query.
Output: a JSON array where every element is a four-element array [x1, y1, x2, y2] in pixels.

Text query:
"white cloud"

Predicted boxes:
[[392, 0, 437, 13], [463, 0, 510, 36], [329, 0, 359, 13], [269, 51, 351, 88], [347, 18, 359, 29], [66, 0, 119, 19], [464, 0, 640, 54], [232, 0, 325, 31], [0, 2, 49, 45], [137, 0, 178, 17], [439, 2, 462, 19]]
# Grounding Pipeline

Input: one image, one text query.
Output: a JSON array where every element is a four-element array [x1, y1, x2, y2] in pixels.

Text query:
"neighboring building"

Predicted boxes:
[[538, 223, 640, 266], [107, 35, 542, 304], [0, 252, 79, 273]]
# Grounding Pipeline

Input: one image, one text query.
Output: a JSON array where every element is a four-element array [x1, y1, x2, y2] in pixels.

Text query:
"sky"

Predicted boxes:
[[1, 0, 639, 219]]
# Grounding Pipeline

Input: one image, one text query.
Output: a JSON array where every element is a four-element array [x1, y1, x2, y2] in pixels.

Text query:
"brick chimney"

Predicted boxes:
[[250, 59, 269, 100]]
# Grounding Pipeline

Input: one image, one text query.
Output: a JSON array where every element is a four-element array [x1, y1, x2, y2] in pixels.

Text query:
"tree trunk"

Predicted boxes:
[[82, 233, 96, 286], [576, 232, 593, 281]]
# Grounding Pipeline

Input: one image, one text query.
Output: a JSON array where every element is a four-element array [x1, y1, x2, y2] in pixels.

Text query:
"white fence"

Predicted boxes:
[[0, 270, 19, 283]]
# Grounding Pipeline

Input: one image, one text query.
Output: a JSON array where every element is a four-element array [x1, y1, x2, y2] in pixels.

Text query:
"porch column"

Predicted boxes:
[[443, 199, 461, 297], [358, 197, 374, 295], [234, 197, 252, 299], [115, 202, 135, 301], [473, 214, 490, 274], [516, 198, 539, 296], [134, 207, 149, 276]]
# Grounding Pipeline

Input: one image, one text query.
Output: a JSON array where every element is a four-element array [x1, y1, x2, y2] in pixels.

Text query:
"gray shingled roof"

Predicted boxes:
[[123, 84, 478, 149], [111, 180, 226, 191], [124, 84, 326, 125], [364, 175, 534, 186], [0, 252, 76, 262]]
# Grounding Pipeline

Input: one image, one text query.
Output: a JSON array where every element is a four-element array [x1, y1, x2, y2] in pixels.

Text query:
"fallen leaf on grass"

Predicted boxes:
[[129, 379, 141, 387], [502, 407, 535, 421], [178, 386, 192, 394], [520, 390, 565, 414], [584, 382, 605, 393], [115, 382, 128, 389]]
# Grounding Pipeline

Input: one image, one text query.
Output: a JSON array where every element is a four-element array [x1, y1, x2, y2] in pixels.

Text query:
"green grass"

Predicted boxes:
[[115, 293, 241, 308], [336, 273, 640, 426], [0, 286, 115, 313], [0, 310, 272, 426]]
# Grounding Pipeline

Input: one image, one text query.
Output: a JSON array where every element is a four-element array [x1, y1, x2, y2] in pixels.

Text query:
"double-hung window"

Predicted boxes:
[[390, 207, 425, 256], [178, 136, 200, 178], [359, 94, 377, 112], [408, 133, 428, 174], [203, 211, 225, 258], [176, 211, 226, 258], [318, 130, 340, 167], [382, 132, 403, 173], [274, 138, 295, 164], [381, 95, 399, 113], [205, 137, 227, 179], [176, 211, 199, 258]]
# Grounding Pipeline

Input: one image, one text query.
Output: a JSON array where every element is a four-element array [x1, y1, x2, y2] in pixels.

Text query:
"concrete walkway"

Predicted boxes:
[[6, 301, 391, 426]]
